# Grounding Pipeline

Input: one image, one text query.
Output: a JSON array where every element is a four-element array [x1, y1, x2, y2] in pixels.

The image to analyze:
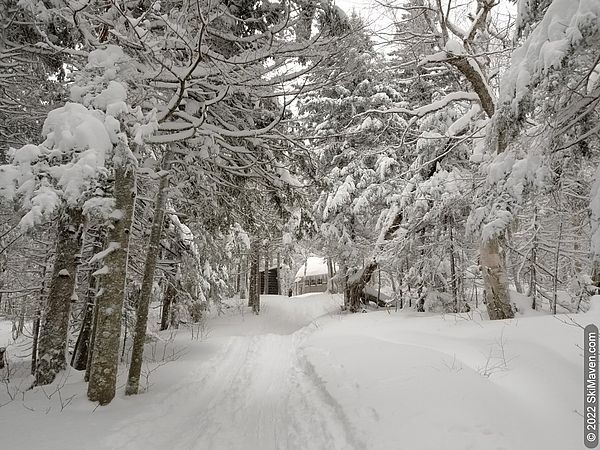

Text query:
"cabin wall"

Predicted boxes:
[[294, 274, 328, 295]]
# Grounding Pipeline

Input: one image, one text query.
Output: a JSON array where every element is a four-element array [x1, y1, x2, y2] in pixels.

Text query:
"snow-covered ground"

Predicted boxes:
[[1, 293, 595, 449]]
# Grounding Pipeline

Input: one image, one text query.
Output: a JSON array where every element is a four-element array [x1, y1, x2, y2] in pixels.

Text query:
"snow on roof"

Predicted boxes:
[[295, 257, 329, 281]]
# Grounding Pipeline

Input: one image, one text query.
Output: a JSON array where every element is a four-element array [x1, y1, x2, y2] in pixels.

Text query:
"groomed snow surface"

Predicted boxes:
[[1, 293, 596, 450]]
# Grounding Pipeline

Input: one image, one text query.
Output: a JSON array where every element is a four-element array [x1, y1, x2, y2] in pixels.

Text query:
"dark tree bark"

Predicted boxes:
[[71, 274, 97, 370], [248, 253, 256, 307], [249, 241, 260, 314], [592, 262, 600, 289], [346, 261, 378, 312], [71, 231, 103, 371], [35, 206, 83, 386], [31, 256, 50, 375], [239, 255, 248, 300], [84, 289, 100, 383], [126, 168, 169, 396], [276, 252, 281, 295], [30, 305, 41, 375], [161, 276, 180, 330]]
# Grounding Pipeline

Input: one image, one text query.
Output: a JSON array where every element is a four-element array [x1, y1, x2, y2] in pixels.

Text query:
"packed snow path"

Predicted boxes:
[[102, 293, 362, 450], [104, 333, 358, 449]]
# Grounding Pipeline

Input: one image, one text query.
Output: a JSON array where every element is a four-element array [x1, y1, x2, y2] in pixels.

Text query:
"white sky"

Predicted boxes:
[[334, 0, 517, 36], [335, 0, 394, 33]]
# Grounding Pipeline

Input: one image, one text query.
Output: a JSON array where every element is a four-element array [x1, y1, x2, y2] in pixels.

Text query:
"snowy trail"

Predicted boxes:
[[102, 298, 358, 450], [2, 294, 593, 450]]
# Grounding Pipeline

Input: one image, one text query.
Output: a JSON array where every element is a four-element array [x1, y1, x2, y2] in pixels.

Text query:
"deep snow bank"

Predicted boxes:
[[301, 306, 599, 450]]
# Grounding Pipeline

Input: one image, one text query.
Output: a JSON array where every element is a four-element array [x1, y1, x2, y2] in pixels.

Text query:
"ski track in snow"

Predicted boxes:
[[103, 316, 360, 449]]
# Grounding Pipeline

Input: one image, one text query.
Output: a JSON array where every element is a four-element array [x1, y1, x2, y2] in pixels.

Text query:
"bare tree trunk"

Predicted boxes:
[[448, 218, 459, 312], [35, 206, 83, 386], [593, 260, 600, 290], [249, 242, 260, 313], [302, 255, 308, 295], [263, 246, 270, 295], [71, 231, 103, 371], [85, 289, 100, 383], [340, 264, 349, 310], [507, 228, 523, 294], [528, 211, 539, 309], [553, 222, 563, 315], [254, 245, 261, 313], [126, 167, 169, 396], [248, 245, 256, 307], [71, 271, 98, 370], [326, 258, 336, 293], [239, 255, 247, 300], [236, 259, 241, 295], [160, 278, 175, 330], [88, 138, 136, 405], [347, 261, 378, 312], [276, 252, 281, 295], [31, 306, 41, 375], [377, 269, 381, 307], [249, 255, 256, 309], [574, 224, 582, 274], [31, 254, 51, 375], [480, 237, 514, 320]]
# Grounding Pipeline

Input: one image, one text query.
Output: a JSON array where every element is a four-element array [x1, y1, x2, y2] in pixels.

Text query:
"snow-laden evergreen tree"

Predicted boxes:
[[300, 5, 486, 312], [4, 0, 349, 403], [468, 0, 600, 315]]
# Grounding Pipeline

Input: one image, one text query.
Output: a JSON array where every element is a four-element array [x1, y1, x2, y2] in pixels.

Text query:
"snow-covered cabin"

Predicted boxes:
[[294, 257, 330, 295]]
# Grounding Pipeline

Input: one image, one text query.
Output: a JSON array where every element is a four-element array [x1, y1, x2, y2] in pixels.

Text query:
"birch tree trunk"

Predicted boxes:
[[126, 167, 169, 396], [88, 137, 136, 405], [480, 237, 514, 320], [35, 206, 83, 386]]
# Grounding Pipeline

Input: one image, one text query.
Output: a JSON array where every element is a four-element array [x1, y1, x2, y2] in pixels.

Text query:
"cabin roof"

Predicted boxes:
[[294, 257, 329, 281]]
